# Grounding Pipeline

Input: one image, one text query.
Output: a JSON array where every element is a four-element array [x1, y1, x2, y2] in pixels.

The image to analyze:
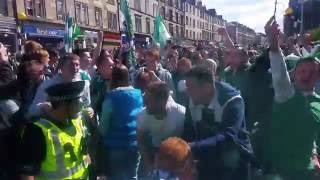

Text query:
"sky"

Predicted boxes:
[[202, 0, 290, 33]]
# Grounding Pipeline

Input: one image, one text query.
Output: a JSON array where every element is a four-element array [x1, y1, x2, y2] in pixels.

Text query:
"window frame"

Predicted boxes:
[[56, 0, 65, 21], [24, 0, 46, 18], [74, 1, 89, 26], [95, 7, 103, 27], [146, 17, 151, 34], [134, 14, 142, 33], [0, 0, 8, 16]]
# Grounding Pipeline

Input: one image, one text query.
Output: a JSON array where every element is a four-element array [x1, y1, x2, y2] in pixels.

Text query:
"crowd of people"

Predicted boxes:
[[0, 16, 320, 180]]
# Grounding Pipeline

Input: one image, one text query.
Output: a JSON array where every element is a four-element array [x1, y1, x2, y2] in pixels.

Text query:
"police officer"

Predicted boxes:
[[18, 81, 90, 180]]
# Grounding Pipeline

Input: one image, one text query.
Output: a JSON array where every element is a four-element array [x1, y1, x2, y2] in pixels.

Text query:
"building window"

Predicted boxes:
[[185, 4, 188, 12], [176, 25, 179, 37], [107, 12, 118, 31], [193, 31, 195, 39], [186, 30, 188, 38], [160, 6, 165, 18], [168, 0, 173, 6], [180, 27, 184, 38], [175, 12, 178, 23], [175, 0, 179, 9], [75, 2, 89, 25], [180, 15, 184, 25], [153, 3, 157, 16], [95, 7, 102, 27], [169, 23, 174, 36], [25, 0, 45, 18], [134, 0, 141, 11], [169, 9, 173, 21], [0, 0, 8, 16], [135, 15, 142, 32], [193, 19, 195, 28], [146, 18, 151, 34], [107, 0, 115, 5], [81, 4, 89, 25], [145, 0, 149, 13], [186, 16, 188, 25], [56, 0, 65, 20]]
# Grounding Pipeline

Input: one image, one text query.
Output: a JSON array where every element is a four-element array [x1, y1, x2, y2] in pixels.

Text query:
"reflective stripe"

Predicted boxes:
[[35, 119, 88, 179], [38, 159, 89, 179]]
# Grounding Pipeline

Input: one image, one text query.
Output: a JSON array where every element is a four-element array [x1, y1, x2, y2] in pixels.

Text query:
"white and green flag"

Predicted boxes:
[[152, 13, 171, 49]]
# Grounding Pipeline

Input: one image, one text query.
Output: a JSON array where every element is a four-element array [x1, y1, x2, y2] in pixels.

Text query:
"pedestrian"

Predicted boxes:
[[91, 50, 115, 116], [134, 69, 153, 92], [24, 40, 43, 55], [260, 17, 320, 180], [164, 48, 179, 73], [18, 81, 90, 179], [28, 53, 92, 119], [0, 50, 51, 114], [78, 49, 94, 80], [0, 42, 15, 86], [136, 48, 175, 94], [98, 65, 143, 180], [183, 66, 252, 180], [137, 82, 185, 176], [172, 57, 192, 106], [47, 48, 60, 75]]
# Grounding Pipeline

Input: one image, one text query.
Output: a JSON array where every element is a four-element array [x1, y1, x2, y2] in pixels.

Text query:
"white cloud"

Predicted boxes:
[[202, 0, 289, 33]]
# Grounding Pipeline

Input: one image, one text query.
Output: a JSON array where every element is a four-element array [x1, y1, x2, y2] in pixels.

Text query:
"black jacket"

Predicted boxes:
[[182, 82, 252, 180]]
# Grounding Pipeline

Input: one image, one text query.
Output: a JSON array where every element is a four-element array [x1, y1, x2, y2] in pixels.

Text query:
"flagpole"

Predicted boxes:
[[117, 0, 121, 39], [300, 0, 304, 35]]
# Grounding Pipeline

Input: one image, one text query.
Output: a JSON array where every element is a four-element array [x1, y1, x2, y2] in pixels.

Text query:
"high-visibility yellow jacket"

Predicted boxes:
[[34, 117, 89, 180]]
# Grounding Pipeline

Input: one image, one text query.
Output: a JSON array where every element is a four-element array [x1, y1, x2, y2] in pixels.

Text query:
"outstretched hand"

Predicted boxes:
[[264, 16, 281, 52]]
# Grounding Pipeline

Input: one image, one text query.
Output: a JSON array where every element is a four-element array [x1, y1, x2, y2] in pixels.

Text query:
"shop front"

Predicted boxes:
[[0, 16, 17, 54], [103, 31, 121, 50], [23, 23, 64, 49]]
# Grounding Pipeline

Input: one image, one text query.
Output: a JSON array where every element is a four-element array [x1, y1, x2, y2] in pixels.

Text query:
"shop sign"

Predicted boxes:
[[104, 32, 121, 40], [24, 25, 64, 37]]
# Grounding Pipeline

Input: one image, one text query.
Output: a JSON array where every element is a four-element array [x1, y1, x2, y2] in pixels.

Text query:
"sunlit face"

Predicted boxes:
[[294, 61, 319, 92], [61, 58, 80, 80], [80, 52, 92, 70], [97, 56, 114, 80]]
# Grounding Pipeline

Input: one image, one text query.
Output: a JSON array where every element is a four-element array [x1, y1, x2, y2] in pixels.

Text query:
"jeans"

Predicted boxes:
[[105, 148, 140, 180]]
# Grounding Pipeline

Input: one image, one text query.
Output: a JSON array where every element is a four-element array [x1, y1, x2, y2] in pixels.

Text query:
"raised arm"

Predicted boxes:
[[92, 31, 103, 62], [265, 17, 295, 103]]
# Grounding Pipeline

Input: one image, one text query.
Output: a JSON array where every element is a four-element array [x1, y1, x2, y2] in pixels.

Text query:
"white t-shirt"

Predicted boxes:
[[137, 98, 186, 147]]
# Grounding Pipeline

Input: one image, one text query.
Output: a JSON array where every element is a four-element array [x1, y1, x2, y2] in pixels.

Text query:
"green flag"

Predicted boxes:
[[120, 0, 134, 39], [153, 13, 171, 49], [72, 23, 83, 40], [120, 0, 136, 66]]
